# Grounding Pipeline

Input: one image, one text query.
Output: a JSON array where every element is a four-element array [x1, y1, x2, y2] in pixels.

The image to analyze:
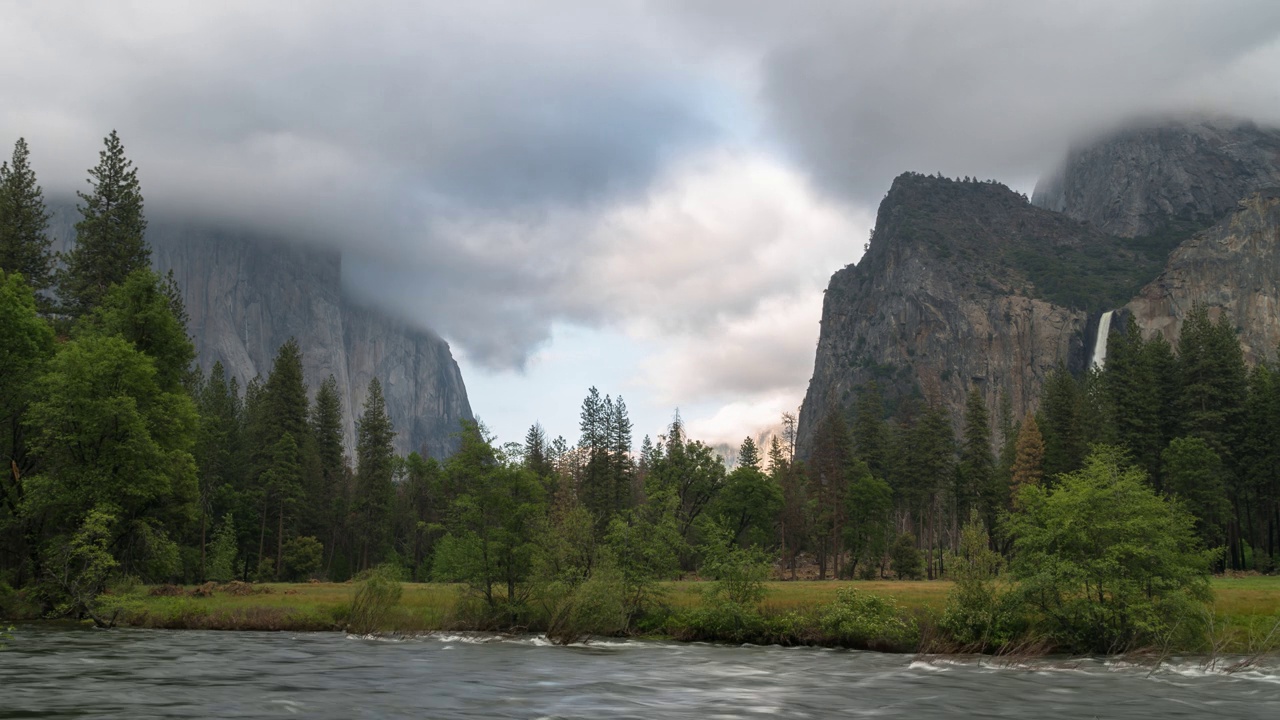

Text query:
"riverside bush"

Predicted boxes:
[[347, 564, 403, 634], [818, 588, 918, 651], [1008, 447, 1215, 653]]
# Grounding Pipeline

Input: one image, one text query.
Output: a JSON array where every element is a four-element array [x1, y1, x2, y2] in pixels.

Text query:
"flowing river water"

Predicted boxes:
[[2, 625, 1277, 718]]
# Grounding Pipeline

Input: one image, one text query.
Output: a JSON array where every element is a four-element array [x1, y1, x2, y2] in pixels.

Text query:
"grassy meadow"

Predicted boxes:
[[106, 576, 1280, 654]]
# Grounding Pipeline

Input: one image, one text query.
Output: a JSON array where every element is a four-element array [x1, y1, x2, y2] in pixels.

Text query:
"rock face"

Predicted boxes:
[[1125, 190, 1280, 365], [797, 174, 1126, 456], [1032, 118, 1280, 237], [50, 210, 473, 459], [800, 118, 1280, 459]]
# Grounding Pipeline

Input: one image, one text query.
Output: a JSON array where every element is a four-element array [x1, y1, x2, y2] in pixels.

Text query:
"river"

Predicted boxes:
[[1, 626, 1277, 718]]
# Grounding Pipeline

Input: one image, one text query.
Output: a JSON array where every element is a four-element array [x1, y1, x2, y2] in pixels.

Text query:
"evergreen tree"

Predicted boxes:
[[608, 396, 635, 512], [310, 375, 346, 572], [1178, 306, 1247, 464], [1010, 414, 1045, 507], [807, 409, 853, 578], [0, 138, 53, 304], [577, 387, 614, 527], [957, 388, 995, 530], [80, 269, 195, 393], [1039, 365, 1085, 481], [1104, 318, 1162, 485], [711, 436, 782, 549], [353, 377, 396, 571], [193, 362, 241, 580], [59, 130, 150, 315], [851, 382, 891, 479]]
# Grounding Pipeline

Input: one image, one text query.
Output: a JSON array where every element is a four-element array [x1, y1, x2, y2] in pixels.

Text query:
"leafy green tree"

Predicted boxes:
[[644, 416, 726, 569], [0, 272, 55, 579], [353, 377, 396, 571], [25, 333, 198, 579], [711, 437, 782, 549], [434, 421, 545, 613], [604, 500, 681, 625], [843, 463, 893, 578], [940, 512, 1014, 649], [890, 533, 923, 580], [80, 268, 195, 393], [1007, 446, 1214, 653], [44, 508, 120, 626], [0, 139, 53, 305], [59, 130, 150, 315], [280, 535, 323, 581]]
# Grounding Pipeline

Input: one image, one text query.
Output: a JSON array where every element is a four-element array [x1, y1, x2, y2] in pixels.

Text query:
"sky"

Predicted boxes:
[[3, 1, 1280, 448]]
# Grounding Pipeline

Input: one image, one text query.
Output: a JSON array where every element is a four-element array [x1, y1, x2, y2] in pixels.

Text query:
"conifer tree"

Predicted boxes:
[[958, 388, 997, 532], [851, 382, 890, 479], [1010, 414, 1045, 507], [60, 131, 150, 315], [0, 138, 53, 304], [609, 396, 635, 511], [808, 409, 853, 579], [354, 377, 396, 571], [1039, 365, 1085, 481], [310, 374, 346, 567]]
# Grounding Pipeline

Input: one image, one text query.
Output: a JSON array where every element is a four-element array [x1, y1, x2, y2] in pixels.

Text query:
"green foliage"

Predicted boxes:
[[0, 138, 53, 303], [59, 130, 150, 315], [281, 536, 323, 582], [1162, 437, 1231, 549], [940, 513, 1019, 650], [890, 533, 923, 580], [604, 504, 681, 625], [347, 564, 404, 634], [354, 377, 395, 571], [712, 451, 782, 550], [206, 514, 238, 583], [817, 588, 918, 651], [1008, 446, 1215, 653], [843, 464, 893, 577], [80, 269, 195, 393], [43, 508, 119, 625]]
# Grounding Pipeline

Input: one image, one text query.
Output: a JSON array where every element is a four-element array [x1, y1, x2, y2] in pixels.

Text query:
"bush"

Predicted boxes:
[[818, 588, 918, 651], [347, 564, 403, 634], [206, 515, 238, 583], [280, 536, 323, 582], [1007, 446, 1215, 653], [890, 534, 923, 580], [939, 514, 1022, 650]]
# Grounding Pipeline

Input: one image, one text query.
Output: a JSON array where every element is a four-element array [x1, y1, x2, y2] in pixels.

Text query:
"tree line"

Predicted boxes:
[[1, 131, 1274, 631]]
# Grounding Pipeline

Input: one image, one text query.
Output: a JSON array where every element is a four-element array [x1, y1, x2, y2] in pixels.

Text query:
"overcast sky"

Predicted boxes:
[[4, 1, 1280, 447]]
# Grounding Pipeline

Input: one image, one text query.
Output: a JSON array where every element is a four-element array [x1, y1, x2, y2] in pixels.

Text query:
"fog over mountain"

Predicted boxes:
[[4, 1, 1280, 444]]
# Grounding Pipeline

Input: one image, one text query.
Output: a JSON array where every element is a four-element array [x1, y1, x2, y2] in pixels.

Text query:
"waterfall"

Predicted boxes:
[[1091, 310, 1114, 370]]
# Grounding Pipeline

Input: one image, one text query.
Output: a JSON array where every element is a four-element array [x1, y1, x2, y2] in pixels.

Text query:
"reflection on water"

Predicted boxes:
[[1, 625, 1277, 719]]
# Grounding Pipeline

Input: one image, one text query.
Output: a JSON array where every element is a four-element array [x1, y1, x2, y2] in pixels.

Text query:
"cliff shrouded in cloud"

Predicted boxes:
[[5, 2, 1280, 443]]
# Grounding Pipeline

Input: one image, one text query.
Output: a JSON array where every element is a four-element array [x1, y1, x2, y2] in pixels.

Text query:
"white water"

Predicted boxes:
[[1091, 310, 1114, 369]]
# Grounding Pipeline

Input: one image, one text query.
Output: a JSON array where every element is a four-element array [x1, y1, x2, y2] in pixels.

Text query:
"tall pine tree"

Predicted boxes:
[[0, 138, 53, 305], [60, 131, 150, 315]]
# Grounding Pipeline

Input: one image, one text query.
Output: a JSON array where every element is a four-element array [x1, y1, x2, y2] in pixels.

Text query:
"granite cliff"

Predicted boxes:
[[1124, 189, 1280, 365], [1032, 117, 1280, 237], [49, 210, 473, 459], [799, 118, 1280, 458]]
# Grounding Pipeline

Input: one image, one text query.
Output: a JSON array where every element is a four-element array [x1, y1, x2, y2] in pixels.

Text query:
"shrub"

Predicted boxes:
[[1007, 446, 1215, 653], [818, 588, 918, 651], [205, 514, 238, 583], [347, 564, 403, 634], [280, 536, 323, 582], [939, 513, 1022, 650], [890, 534, 923, 580]]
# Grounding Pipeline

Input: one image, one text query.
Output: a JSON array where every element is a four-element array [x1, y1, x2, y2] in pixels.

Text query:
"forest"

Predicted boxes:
[[2, 132, 1278, 653]]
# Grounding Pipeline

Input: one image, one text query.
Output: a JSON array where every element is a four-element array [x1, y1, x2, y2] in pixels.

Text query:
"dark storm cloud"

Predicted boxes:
[[669, 0, 1280, 203], [5, 1, 1280, 373]]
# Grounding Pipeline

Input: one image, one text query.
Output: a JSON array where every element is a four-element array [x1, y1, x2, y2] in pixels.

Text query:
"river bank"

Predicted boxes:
[[9, 577, 1277, 655]]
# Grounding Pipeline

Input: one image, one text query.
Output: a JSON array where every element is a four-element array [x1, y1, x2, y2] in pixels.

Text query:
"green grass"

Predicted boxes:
[[109, 575, 1280, 655]]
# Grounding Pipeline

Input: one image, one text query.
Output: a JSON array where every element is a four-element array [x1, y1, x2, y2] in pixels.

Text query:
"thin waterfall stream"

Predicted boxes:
[[1091, 310, 1114, 370]]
